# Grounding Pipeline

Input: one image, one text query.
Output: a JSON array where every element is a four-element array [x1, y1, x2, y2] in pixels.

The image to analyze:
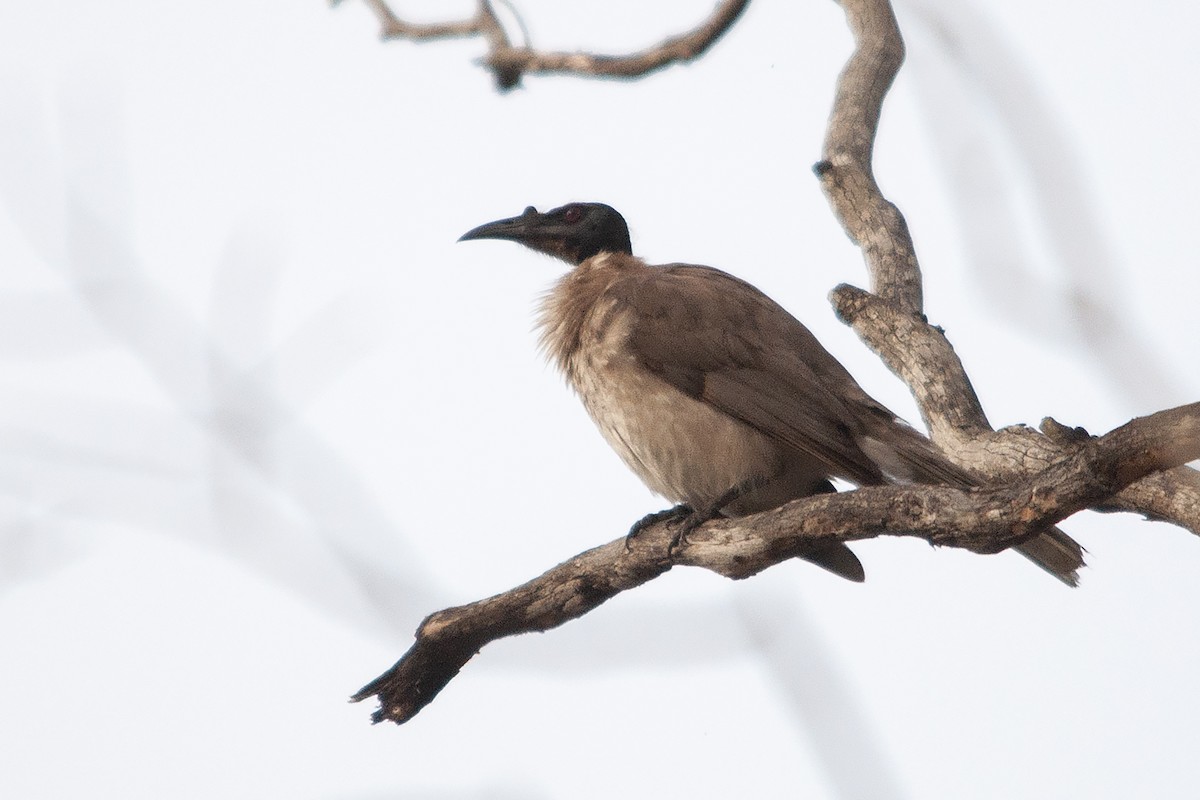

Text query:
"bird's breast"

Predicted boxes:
[[557, 299, 787, 508]]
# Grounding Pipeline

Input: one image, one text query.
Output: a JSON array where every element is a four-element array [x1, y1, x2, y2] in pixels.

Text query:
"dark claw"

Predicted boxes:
[[666, 513, 706, 556], [625, 504, 693, 551]]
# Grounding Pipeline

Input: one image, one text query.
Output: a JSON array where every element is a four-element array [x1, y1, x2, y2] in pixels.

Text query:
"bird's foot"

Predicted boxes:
[[625, 504, 693, 552], [666, 511, 711, 557]]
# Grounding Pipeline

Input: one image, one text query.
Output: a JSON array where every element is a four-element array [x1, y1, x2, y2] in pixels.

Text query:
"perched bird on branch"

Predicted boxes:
[[460, 202, 1083, 584]]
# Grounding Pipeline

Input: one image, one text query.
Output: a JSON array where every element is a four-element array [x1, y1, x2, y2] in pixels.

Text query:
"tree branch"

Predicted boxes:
[[337, 0, 751, 91], [832, 284, 991, 441], [814, 0, 922, 314], [354, 403, 1200, 724], [834, 285, 1200, 533], [357, 0, 485, 40], [810, 7, 1200, 529]]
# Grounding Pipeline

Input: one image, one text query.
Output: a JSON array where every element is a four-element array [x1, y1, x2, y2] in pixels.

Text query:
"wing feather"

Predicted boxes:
[[620, 264, 884, 485]]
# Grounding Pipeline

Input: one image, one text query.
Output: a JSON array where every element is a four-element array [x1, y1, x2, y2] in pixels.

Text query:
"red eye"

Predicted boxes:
[[563, 206, 583, 224]]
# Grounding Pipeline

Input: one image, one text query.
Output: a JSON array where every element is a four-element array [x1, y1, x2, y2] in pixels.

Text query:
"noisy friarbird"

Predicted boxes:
[[460, 202, 1084, 584]]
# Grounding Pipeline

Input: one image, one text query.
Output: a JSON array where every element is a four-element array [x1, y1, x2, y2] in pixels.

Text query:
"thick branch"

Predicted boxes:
[[354, 404, 1200, 724], [832, 283, 1200, 533], [1108, 466, 1200, 531], [809, 8, 1200, 535], [340, 0, 751, 91], [832, 283, 991, 441], [814, 0, 922, 314], [814, 1, 997, 472]]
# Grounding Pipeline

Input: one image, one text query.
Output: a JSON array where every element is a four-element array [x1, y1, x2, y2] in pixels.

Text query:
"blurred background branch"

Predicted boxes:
[[338, 0, 750, 89]]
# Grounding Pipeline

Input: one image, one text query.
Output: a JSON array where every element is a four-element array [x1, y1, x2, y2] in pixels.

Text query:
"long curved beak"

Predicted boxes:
[[458, 206, 543, 244]]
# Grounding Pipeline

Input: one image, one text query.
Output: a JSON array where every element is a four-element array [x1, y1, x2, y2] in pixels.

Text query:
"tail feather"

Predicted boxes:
[[1014, 530, 1084, 587], [869, 422, 1086, 586], [802, 542, 867, 583]]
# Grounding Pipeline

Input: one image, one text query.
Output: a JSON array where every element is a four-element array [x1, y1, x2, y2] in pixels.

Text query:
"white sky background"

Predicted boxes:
[[0, 0, 1197, 797]]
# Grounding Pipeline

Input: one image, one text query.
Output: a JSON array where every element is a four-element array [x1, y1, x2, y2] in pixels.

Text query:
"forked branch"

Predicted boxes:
[[337, 0, 751, 90]]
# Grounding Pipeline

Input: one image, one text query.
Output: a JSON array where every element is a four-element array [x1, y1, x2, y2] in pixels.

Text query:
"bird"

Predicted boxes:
[[459, 202, 1084, 584]]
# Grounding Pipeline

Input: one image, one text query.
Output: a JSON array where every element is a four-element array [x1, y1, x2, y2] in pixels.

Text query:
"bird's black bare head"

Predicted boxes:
[[459, 203, 632, 265]]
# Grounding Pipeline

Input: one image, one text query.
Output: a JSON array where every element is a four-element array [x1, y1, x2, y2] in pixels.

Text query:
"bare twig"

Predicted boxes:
[[354, 403, 1200, 724], [359, 0, 485, 41], [336, 0, 751, 90]]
